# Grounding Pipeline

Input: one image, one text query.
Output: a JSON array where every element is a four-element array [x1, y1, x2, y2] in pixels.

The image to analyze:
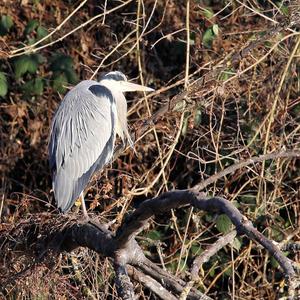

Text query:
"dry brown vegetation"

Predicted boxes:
[[1, 0, 300, 299]]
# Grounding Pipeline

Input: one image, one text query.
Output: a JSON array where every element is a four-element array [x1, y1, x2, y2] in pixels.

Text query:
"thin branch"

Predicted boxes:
[[8, 0, 133, 58], [191, 230, 237, 281], [184, 0, 190, 90], [177, 231, 238, 299], [144, 2, 300, 128], [127, 265, 177, 300], [10, 0, 88, 55], [192, 150, 300, 192], [137, 258, 211, 300]]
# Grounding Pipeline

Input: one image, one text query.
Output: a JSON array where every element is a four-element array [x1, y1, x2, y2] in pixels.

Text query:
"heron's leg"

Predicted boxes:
[[80, 192, 89, 219]]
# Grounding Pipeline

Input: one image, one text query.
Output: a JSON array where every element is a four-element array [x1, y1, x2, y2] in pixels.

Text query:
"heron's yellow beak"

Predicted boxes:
[[119, 81, 154, 93]]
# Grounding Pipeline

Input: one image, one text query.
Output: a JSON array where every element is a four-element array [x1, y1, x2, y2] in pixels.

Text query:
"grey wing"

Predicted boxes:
[[49, 83, 116, 212]]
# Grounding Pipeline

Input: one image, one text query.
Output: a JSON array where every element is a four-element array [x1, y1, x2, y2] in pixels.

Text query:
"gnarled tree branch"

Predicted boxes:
[[35, 187, 298, 299]]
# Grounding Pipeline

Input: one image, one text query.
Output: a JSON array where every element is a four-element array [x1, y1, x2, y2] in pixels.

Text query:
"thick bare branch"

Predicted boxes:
[[57, 220, 115, 255], [115, 190, 296, 281], [2, 187, 298, 299], [190, 193, 296, 280], [114, 263, 135, 300]]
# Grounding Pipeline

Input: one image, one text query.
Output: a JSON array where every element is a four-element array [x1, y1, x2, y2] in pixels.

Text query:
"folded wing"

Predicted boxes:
[[49, 81, 116, 212]]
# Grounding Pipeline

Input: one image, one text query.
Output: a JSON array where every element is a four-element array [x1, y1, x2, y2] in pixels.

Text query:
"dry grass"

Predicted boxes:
[[1, 0, 300, 299]]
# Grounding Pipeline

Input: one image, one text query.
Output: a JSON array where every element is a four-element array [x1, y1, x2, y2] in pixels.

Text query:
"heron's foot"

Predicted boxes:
[[79, 193, 90, 221], [82, 210, 90, 222]]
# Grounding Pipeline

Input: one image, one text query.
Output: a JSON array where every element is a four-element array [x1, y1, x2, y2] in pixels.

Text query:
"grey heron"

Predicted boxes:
[[49, 71, 153, 215]]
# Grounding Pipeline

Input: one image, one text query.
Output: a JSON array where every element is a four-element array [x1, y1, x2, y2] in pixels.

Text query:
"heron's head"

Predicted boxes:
[[99, 71, 154, 93], [99, 71, 153, 148]]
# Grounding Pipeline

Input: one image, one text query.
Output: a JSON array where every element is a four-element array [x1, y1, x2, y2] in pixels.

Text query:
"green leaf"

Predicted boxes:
[[201, 7, 214, 19], [52, 73, 68, 93], [224, 266, 232, 276], [14, 56, 30, 78], [204, 212, 214, 223], [0, 15, 13, 35], [50, 53, 74, 72], [277, 2, 289, 16], [50, 54, 78, 86], [33, 77, 44, 95], [292, 103, 300, 115], [270, 255, 279, 268], [202, 28, 215, 48], [270, 251, 288, 268], [177, 259, 187, 272], [14, 55, 39, 78], [167, 259, 187, 273], [1, 15, 13, 30], [181, 112, 190, 137], [27, 37, 36, 45], [212, 24, 219, 36], [191, 244, 202, 255], [146, 230, 162, 241], [219, 69, 235, 81], [64, 68, 78, 84], [24, 20, 39, 35], [27, 59, 38, 74], [216, 214, 233, 234], [37, 26, 48, 40], [166, 261, 177, 273], [231, 237, 242, 251], [239, 194, 256, 205], [0, 72, 8, 97], [22, 77, 44, 96], [194, 107, 202, 126], [271, 227, 284, 241], [35, 53, 45, 64], [209, 267, 215, 277]]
